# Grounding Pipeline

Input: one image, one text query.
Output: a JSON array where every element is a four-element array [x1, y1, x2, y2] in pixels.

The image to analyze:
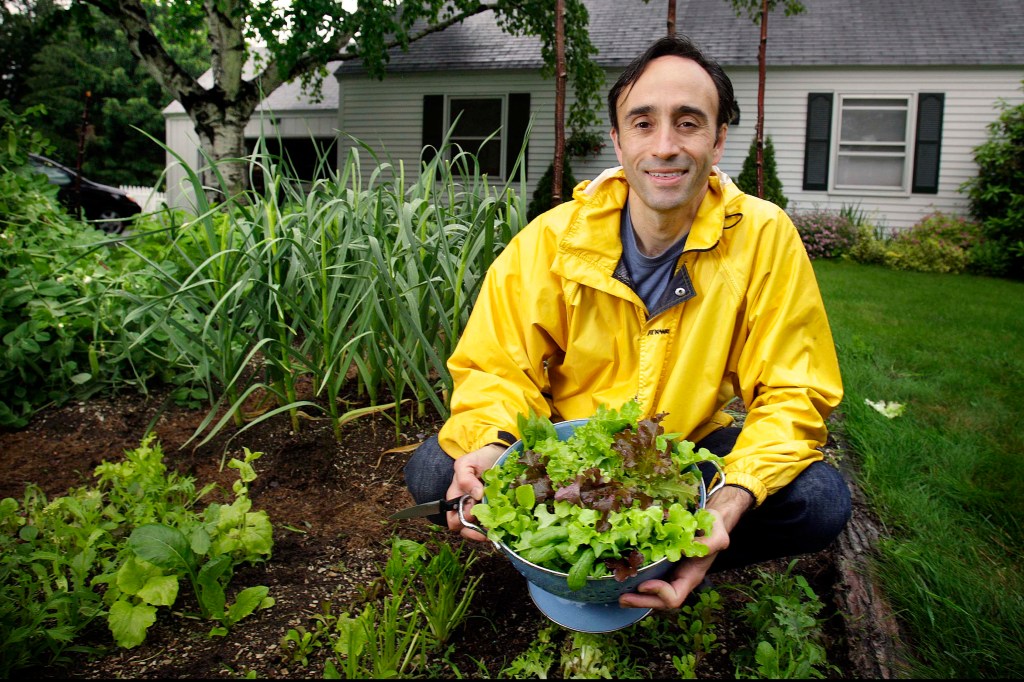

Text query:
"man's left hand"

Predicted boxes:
[[617, 485, 753, 610]]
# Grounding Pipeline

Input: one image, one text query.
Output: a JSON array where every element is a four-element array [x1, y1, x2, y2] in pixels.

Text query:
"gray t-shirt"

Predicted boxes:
[[619, 202, 688, 313]]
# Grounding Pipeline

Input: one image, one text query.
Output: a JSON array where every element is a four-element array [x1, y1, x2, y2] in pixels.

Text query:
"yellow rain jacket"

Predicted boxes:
[[438, 168, 842, 505]]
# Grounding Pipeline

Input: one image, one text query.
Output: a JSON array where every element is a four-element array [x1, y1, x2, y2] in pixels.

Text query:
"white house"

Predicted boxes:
[[164, 0, 1024, 230]]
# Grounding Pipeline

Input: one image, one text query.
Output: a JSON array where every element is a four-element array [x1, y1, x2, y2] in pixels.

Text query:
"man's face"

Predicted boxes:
[[611, 56, 727, 223]]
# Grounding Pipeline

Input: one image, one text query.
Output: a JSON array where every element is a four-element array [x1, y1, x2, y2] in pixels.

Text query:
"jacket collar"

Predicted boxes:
[[560, 166, 738, 275]]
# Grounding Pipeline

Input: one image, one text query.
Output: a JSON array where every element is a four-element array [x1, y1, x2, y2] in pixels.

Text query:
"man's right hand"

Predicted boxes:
[[445, 443, 506, 541]]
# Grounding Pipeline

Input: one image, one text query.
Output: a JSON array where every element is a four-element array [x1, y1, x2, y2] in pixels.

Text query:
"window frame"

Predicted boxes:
[[831, 93, 916, 195]]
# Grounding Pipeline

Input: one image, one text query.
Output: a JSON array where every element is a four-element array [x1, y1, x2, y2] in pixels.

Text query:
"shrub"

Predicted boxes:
[[791, 209, 858, 259], [737, 135, 788, 210], [884, 212, 982, 274], [0, 101, 180, 427], [884, 235, 971, 274], [528, 158, 577, 221], [847, 224, 891, 266], [961, 84, 1024, 279]]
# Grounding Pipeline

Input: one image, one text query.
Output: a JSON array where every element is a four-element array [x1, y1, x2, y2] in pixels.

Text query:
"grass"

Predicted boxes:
[[813, 259, 1024, 679]]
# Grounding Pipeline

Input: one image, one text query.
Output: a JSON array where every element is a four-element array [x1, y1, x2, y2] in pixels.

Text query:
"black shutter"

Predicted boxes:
[[912, 93, 944, 194], [422, 94, 444, 165], [506, 93, 530, 181], [803, 92, 833, 191]]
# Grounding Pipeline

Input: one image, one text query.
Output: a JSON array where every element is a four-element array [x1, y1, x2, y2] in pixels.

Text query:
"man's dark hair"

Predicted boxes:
[[607, 35, 740, 132]]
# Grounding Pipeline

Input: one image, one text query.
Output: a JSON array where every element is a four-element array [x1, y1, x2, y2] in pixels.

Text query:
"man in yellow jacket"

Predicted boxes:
[[405, 35, 851, 610]]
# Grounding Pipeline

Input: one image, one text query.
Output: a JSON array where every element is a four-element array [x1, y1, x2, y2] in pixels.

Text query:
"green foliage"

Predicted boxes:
[[20, 5, 166, 186], [726, 0, 806, 23], [847, 211, 993, 275], [737, 135, 789, 209], [473, 402, 720, 578], [0, 0, 62, 103], [730, 560, 836, 679], [68, 0, 605, 195], [528, 157, 578, 221], [0, 436, 274, 674], [122, 137, 524, 447], [961, 83, 1024, 279], [499, 589, 726, 679], [790, 208, 858, 260], [0, 102, 174, 426]]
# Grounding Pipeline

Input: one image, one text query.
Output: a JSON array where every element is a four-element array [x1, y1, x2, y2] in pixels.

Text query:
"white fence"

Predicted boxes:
[[119, 185, 167, 213]]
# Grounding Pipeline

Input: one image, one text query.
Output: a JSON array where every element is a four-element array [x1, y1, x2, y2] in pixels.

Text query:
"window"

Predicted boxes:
[[244, 137, 338, 194], [803, 92, 944, 194], [422, 93, 531, 181], [835, 96, 910, 190], [448, 97, 503, 176]]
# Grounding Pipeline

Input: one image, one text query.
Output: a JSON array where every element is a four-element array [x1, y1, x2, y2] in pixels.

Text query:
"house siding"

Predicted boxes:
[[338, 70, 569, 198], [339, 65, 1023, 230], [718, 66, 1024, 230]]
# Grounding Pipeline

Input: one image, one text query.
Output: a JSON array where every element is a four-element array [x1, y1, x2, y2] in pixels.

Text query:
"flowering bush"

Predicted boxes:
[[791, 209, 858, 259], [885, 212, 982, 274]]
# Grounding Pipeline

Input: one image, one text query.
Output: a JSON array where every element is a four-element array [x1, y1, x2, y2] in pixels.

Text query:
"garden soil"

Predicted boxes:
[[1, 389, 859, 679]]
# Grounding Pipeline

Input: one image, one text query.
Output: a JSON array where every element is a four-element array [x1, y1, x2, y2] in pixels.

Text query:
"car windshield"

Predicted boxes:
[[29, 157, 73, 186]]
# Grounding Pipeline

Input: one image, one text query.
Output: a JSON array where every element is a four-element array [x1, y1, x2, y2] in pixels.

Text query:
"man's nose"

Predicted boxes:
[[652, 124, 681, 158]]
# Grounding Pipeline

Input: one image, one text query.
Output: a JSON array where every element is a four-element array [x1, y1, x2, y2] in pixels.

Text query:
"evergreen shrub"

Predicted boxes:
[[737, 135, 788, 209], [528, 158, 577, 221]]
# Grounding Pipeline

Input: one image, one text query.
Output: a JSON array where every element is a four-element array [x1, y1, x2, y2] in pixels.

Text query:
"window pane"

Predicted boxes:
[[453, 137, 502, 176], [843, 98, 907, 108], [840, 109, 907, 142], [450, 99, 503, 137], [836, 155, 905, 187]]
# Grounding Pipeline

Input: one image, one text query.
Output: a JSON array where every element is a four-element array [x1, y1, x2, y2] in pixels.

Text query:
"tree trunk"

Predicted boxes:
[[551, 0, 567, 208], [755, 0, 768, 198], [187, 98, 257, 203], [667, 0, 676, 35]]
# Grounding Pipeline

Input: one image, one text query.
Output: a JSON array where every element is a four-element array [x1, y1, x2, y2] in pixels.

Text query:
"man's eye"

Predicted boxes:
[[635, 121, 652, 129]]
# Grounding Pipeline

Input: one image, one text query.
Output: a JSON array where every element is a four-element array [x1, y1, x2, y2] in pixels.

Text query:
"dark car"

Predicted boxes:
[[28, 153, 142, 234]]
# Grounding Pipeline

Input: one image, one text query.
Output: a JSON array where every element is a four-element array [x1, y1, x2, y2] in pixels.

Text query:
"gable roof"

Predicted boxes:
[[168, 0, 1023, 116], [336, 0, 1024, 75]]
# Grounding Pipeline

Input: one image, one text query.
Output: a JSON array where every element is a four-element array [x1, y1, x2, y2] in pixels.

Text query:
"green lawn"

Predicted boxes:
[[813, 260, 1024, 679]]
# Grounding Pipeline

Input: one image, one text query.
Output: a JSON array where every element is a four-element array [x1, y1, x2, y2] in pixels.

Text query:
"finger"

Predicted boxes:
[[618, 579, 680, 610]]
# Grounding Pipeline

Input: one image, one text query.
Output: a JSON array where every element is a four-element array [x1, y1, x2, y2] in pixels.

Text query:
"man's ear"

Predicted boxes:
[[713, 124, 728, 164], [610, 127, 623, 165]]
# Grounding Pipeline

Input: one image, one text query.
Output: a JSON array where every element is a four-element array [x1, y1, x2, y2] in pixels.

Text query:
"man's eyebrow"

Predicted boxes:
[[624, 104, 710, 123], [624, 104, 655, 119]]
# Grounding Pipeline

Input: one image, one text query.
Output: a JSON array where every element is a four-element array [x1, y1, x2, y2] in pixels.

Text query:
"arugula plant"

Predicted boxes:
[[473, 400, 722, 587], [731, 560, 838, 679]]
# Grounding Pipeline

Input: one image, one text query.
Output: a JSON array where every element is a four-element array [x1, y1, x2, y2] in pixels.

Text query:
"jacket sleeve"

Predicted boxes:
[[437, 226, 565, 457], [723, 208, 844, 505]]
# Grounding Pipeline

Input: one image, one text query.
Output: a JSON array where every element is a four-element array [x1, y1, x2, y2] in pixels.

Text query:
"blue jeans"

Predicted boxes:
[[403, 427, 851, 573]]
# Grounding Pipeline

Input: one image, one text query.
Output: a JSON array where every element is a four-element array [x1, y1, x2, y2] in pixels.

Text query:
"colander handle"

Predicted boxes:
[[457, 494, 488, 536], [705, 459, 727, 501]]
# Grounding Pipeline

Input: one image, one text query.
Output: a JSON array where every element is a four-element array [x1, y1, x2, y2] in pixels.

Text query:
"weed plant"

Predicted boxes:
[[0, 104, 180, 427], [815, 260, 1024, 678]]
